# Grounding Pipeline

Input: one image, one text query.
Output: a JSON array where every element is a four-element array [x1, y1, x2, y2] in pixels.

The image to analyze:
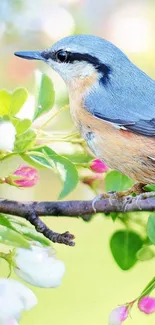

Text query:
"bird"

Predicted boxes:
[[14, 34, 155, 198]]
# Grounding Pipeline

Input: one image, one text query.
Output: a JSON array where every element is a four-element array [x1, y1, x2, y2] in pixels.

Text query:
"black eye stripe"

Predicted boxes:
[[66, 52, 111, 85], [41, 50, 111, 85]]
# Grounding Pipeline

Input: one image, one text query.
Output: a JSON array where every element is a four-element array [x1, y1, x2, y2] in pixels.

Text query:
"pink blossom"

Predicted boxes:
[[138, 296, 155, 314], [90, 159, 108, 173], [109, 306, 129, 325], [13, 165, 39, 187]]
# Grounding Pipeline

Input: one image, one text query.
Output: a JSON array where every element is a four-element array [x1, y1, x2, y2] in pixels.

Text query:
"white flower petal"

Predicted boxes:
[[14, 245, 65, 288], [0, 279, 37, 322], [0, 122, 16, 152], [109, 309, 122, 325]]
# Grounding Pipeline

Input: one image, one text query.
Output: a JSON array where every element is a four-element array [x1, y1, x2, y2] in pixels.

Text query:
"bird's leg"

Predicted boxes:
[[92, 182, 145, 212]]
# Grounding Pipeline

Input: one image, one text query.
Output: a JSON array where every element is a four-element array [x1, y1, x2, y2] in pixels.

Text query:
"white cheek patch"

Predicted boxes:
[[47, 59, 96, 82]]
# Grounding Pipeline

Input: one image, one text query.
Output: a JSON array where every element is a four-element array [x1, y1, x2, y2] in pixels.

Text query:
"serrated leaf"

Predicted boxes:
[[0, 90, 11, 116], [12, 118, 31, 135], [42, 146, 79, 199], [34, 72, 55, 120], [14, 129, 36, 152], [10, 88, 28, 116], [0, 225, 30, 248], [110, 230, 143, 270], [147, 213, 155, 245], [105, 171, 133, 192]]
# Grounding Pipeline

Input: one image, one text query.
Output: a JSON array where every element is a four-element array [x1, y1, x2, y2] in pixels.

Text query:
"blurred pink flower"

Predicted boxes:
[[109, 306, 129, 325], [8, 57, 35, 82], [138, 296, 155, 314], [82, 174, 103, 186], [90, 159, 108, 173]]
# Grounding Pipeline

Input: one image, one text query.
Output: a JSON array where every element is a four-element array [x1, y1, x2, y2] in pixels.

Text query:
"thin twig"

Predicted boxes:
[[26, 214, 75, 246]]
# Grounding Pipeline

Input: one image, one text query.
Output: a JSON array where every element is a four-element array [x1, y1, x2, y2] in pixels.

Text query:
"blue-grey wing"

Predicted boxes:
[[84, 66, 155, 137], [94, 112, 155, 136]]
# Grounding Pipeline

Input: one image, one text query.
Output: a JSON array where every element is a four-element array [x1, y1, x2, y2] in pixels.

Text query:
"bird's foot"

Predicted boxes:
[[92, 191, 120, 213], [92, 182, 145, 213]]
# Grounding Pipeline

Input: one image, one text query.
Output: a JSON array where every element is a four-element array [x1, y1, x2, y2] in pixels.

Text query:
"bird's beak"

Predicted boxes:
[[14, 51, 44, 61]]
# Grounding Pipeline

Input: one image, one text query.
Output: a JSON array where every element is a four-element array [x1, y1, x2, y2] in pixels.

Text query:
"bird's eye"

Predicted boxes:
[[55, 50, 69, 63]]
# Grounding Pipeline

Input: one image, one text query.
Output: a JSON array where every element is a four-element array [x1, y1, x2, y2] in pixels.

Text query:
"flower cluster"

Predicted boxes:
[[109, 296, 155, 324], [0, 244, 65, 324]]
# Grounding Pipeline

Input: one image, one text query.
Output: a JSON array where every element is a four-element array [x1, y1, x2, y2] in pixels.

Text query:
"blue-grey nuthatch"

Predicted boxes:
[[15, 34, 155, 195]]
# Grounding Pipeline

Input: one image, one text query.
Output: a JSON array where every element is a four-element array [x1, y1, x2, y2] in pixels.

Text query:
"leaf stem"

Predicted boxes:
[[38, 105, 69, 130]]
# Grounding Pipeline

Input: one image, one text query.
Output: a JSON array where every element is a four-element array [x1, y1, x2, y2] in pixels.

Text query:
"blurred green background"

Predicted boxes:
[[0, 0, 155, 324]]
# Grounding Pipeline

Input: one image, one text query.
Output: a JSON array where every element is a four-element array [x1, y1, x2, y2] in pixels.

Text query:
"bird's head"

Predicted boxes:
[[14, 35, 129, 86]]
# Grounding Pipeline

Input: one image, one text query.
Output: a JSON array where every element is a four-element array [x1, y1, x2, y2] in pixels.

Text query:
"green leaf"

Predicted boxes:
[[13, 223, 51, 246], [1, 215, 50, 246], [25, 146, 79, 198], [144, 184, 155, 192], [63, 152, 93, 164], [12, 118, 31, 135], [0, 225, 30, 248], [136, 245, 154, 261], [110, 230, 143, 270], [42, 146, 79, 199], [110, 212, 118, 221], [10, 88, 28, 116], [0, 214, 16, 230], [20, 153, 51, 169], [14, 129, 36, 152], [34, 72, 55, 119], [0, 90, 11, 116], [105, 171, 133, 192], [147, 213, 155, 245], [139, 277, 155, 301]]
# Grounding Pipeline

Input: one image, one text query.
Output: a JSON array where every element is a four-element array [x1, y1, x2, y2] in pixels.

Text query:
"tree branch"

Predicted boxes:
[[0, 192, 155, 246]]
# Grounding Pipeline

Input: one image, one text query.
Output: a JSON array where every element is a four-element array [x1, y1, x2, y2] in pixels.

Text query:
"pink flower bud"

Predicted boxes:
[[138, 296, 155, 314], [90, 159, 108, 173], [109, 306, 129, 325], [12, 165, 39, 188]]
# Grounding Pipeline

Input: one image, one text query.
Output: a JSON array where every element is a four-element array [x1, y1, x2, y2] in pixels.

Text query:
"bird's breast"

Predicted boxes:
[[67, 74, 155, 184]]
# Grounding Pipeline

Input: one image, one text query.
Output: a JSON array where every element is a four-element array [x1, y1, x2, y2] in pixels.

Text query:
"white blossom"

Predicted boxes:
[[14, 244, 66, 288], [109, 306, 129, 325], [0, 278, 37, 324], [0, 121, 16, 152]]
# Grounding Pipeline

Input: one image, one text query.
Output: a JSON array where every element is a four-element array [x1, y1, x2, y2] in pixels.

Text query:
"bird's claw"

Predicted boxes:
[[92, 191, 118, 213]]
